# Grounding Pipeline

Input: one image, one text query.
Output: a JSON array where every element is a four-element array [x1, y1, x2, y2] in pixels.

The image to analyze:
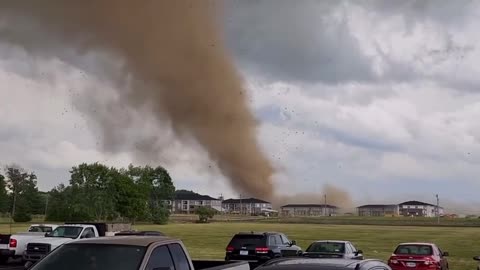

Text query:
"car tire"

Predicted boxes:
[[0, 256, 8, 264]]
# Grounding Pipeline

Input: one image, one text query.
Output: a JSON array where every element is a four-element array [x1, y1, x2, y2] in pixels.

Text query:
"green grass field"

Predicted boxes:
[[135, 223, 479, 270], [1, 222, 478, 269]]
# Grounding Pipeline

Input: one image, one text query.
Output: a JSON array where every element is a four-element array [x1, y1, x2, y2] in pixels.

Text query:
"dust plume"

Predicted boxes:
[[273, 184, 354, 210], [0, 1, 274, 198]]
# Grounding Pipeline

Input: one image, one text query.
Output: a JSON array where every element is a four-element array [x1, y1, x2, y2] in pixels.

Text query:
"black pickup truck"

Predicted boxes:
[[26, 235, 250, 270]]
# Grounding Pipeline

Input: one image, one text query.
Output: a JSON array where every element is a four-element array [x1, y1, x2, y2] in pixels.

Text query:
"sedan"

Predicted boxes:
[[388, 242, 449, 270], [302, 240, 364, 260]]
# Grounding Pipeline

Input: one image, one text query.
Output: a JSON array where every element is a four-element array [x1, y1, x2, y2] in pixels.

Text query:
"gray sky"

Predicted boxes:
[[1, 1, 480, 212]]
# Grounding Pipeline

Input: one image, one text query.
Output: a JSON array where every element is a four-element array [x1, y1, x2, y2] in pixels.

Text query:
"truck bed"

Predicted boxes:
[[192, 260, 251, 270]]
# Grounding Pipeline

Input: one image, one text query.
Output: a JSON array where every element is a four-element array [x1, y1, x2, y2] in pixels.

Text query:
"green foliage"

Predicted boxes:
[[4, 165, 43, 219], [0, 174, 8, 213], [195, 206, 216, 223], [46, 163, 176, 223], [13, 206, 32, 222]]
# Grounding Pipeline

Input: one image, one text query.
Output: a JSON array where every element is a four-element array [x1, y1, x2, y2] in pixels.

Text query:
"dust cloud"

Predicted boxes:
[[272, 184, 354, 210], [0, 1, 274, 199]]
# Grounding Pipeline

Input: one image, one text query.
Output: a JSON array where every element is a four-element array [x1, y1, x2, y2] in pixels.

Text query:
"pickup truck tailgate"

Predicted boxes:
[[0, 234, 10, 250], [192, 260, 250, 270]]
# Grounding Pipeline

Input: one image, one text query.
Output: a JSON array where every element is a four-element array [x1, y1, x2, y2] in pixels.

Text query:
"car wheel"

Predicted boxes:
[[0, 256, 8, 264]]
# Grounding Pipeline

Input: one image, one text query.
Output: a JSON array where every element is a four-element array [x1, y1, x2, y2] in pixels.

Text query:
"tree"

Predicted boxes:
[[195, 206, 216, 223], [69, 163, 117, 221], [5, 165, 42, 218], [0, 174, 9, 213], [127, 165, 175, 224]]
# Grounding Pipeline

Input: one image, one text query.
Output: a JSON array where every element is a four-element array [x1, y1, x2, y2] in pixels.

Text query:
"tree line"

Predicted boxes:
[[0, 163, 175, 224]]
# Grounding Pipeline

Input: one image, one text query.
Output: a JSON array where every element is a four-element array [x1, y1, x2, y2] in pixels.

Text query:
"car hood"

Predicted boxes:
[[31, 237, 75, 247]]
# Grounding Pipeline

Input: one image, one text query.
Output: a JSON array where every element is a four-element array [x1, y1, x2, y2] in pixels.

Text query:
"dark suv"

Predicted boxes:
[[225, 232, 302, 263]]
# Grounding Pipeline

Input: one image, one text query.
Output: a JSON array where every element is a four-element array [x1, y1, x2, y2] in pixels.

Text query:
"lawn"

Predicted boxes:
[[135, 223, 479, 270], [1, 222, 478, 269]]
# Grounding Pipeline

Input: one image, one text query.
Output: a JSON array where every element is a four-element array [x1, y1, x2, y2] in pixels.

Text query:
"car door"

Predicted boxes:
[[349, 243, 362, 260], [279, 234, 297, 256], [145, 245, 175, 270], [344, 243, 353, 259], [436, 246, 448, 270], [268, 235, 281, 257]]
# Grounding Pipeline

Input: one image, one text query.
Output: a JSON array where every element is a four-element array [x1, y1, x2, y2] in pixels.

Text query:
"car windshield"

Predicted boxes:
[[307, 242, 345, 253], [229, 235, 266, 248], [50, 226, 84, 239], [395, 245, 433, 255], [30, 244, 146, 270], [29, 226, 53, 233]]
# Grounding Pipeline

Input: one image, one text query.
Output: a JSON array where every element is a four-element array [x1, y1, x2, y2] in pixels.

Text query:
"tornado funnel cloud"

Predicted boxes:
[[0, 1, 275, 199]]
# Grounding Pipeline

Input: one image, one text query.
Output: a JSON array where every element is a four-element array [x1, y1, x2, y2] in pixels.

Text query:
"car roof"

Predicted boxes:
[[259, 258, 385, 269], [236, 231, 281, 236], [398, 242, 435, 246], [312, 240, 350, 244], [68, 236, 178, 247]]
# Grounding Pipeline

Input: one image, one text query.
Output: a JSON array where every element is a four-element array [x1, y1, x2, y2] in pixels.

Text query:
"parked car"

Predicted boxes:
[[0, 224, 58, 264], [302, 240, 364, 260], [26, 236, 250, 270], [255, 257, 391, 270], [225, 232, 302, 263], [23, 222, 130, 267], [473, 255, 480, 270], [388, 242, 449, 270]]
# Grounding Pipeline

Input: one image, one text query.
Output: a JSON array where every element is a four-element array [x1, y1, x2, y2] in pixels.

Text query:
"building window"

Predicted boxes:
[[182, 200, 188, 205], [200, 201, 204, 205]]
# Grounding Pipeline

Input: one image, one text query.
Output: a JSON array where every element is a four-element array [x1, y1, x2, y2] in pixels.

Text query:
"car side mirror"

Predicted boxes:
[[45, 232, 51, 237], [473, 256, 480, 261], [356, 250, 363, 255], [442, 252, 449, 257], [290, 240, 297, 246]]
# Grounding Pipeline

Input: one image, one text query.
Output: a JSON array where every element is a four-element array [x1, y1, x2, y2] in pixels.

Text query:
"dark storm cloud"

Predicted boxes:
[[224, 0, 376, 84]]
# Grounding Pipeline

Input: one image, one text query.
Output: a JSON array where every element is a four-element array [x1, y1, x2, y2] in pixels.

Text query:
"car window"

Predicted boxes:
[[349, 243, 357, 253], [280, 234, 290, 245], [307, 242, 346, 253], [168, 244, 190, 270], [81, 228, 95, 239], [146, 245, 174, 270], [268, 236, 277, 246], [30, 244, 146, 270], [395, 245, 433, 255], [274, 235, 283, 246], [345, 244, 352, 254], [228, 235, 266, 248]]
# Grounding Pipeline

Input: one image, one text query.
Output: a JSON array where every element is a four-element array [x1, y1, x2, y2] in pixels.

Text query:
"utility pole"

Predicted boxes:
[[239, 194, 243, 216], [44, 194, 49, 219], [324, 194, 327, 216], [10, 190, 17, 234], [436, 194, 440, 225]]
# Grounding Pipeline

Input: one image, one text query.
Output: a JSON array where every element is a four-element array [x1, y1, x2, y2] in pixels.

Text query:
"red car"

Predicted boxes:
[[388, 242, 449, 270]]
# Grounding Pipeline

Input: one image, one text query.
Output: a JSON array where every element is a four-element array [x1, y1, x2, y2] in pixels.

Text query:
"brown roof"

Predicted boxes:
[[70, 236, 178, 247]]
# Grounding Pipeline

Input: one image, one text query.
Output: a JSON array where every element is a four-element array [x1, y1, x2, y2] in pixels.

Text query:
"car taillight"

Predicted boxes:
[[9, 238, 17, 248], [388, 256, 399, 265], [255, 247, 269, 254], [226, 246, 234, 252]]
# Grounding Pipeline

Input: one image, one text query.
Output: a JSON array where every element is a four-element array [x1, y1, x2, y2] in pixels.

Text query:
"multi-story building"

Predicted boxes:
[[357, 204, 400, 217], [222, 198, 272, 215], [399, 200, 444, 217], [281, 204, 338, 216], [172, 190, 222, 214]]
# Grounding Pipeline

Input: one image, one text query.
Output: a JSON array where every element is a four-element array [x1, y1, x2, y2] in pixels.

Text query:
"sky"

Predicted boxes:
[[1, 1, 480, 212]]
